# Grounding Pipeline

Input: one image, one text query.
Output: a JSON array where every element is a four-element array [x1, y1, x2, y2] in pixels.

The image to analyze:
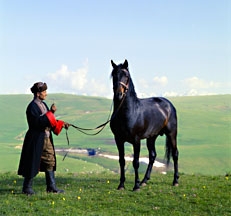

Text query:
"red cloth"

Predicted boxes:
[[46, 111, 64, 135]]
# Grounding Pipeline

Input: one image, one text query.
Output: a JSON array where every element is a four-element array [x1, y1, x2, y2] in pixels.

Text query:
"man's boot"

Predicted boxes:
[[22, 177, 35, 195], [45, 171, 64, 193]]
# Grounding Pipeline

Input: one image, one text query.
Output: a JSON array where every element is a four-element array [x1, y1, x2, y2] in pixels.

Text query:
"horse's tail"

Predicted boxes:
[[164, 102, 177, 166], [165, 137, 172, 166]]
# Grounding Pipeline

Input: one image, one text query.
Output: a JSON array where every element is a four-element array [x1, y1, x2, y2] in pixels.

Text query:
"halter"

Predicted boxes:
[[118, 68, 130, 95], [119, 81, 129, 91]]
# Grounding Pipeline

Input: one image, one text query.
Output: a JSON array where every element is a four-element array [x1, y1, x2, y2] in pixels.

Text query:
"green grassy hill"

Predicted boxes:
[[0, 94, 230, 176]]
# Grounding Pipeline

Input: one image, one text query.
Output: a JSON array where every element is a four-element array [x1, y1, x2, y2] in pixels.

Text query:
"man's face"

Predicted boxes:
[[37, 90, 47, 100]]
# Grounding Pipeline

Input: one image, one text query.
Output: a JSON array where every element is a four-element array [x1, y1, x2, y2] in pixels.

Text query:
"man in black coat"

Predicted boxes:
[[18, 82, 69, 195]]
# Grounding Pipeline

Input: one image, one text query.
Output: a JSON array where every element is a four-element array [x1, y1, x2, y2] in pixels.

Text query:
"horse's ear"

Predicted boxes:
[[111, 60, 117, 69], [123, 59, 128, 68]]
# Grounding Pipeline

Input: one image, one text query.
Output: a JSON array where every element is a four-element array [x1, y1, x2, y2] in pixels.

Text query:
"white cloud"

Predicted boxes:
[[133, 75, 230, 98], [40, 64, 230, 98], [186, 89, 199, 96], [138, 78, 149, 89], [137, 92, 158, 98], [181, 76, 230, 96], [85, 78, 109, 97], [44, 60, 111, 97], [153, 76, 168, 86], [136, 76, 169, 97], [184, 77, 220, 89], [163, 91, 180, 97], [46, 60, 88, 93]]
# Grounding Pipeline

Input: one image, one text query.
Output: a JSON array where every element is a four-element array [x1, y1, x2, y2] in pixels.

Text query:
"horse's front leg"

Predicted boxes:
[[132, 141, 141, 191], [115, 138, 125, 190]]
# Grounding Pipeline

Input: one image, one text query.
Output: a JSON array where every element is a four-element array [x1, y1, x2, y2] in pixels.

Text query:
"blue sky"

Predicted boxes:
[[0, 0, 230, 98]]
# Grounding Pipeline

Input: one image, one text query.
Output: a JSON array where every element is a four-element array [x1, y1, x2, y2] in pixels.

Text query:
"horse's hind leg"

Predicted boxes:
[[141, 136, 157, 186], [172, 145, 179, 186], [166, 132, 179, 186]]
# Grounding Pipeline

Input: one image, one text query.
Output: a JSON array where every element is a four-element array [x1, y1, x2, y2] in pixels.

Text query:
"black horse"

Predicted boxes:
[[110, 60, 179, 191]]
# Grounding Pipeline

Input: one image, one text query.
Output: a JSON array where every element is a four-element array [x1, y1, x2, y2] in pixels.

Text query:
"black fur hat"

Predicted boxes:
[[31, 82, 47, 93]]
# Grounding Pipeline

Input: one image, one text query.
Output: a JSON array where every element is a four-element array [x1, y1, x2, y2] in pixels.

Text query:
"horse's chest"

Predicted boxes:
[[110, 116, 133, 136]]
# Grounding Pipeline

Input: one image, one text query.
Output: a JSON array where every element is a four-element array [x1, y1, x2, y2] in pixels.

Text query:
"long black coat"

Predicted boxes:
[[18, 100, 63, 178]]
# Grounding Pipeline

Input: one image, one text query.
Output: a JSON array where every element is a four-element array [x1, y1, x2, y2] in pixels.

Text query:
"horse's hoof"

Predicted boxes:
[[141, 182, 147, 187], [173, 183, 179, 187], [133, 188, 140, 192], [117, 186, 125, 190], [133, 187, 140, 192]]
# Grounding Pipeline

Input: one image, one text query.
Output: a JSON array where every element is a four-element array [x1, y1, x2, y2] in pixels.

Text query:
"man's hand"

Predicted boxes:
[[50, 103, 57, 113], [63, 122, 70, 129]]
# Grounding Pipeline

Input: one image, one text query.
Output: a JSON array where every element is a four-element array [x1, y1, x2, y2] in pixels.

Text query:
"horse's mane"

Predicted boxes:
[[127, 77, 138, 99]]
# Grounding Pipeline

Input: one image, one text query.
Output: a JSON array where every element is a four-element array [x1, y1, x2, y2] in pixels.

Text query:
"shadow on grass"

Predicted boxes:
[[0, 171, 176, 197], [0, 173, 121, 195]]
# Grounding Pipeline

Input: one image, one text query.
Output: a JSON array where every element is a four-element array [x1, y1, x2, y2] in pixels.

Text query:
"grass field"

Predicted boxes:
[[0, 172, 230, 215], [0, 94, 230, 176]]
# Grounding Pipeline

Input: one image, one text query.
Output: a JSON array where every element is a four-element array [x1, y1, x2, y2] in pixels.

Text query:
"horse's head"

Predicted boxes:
[[111, 59, 130, 101]]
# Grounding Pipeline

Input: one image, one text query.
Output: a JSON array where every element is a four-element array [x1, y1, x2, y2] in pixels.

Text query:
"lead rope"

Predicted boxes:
[[62, 100, 114, 161], [62, 78, 129, 161], [62, 129, 71, 161]]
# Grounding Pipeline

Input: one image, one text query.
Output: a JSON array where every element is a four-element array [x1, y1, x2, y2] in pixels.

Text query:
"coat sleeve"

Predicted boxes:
[[46, 111, 64, 135]]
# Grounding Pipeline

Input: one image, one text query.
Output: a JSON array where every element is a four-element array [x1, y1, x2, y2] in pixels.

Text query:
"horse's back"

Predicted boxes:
[[140, 97, 176, 116], [140, 96, 177, 132]]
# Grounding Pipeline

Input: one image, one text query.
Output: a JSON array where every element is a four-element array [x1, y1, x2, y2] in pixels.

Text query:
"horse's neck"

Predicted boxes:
[[122, 87, 139, 110], [125, 90, 139, 107], [127, 79, 139, 103]]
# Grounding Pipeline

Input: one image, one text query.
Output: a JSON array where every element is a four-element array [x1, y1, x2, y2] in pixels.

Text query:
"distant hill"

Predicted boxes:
[[0, 94, 230, 175]]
